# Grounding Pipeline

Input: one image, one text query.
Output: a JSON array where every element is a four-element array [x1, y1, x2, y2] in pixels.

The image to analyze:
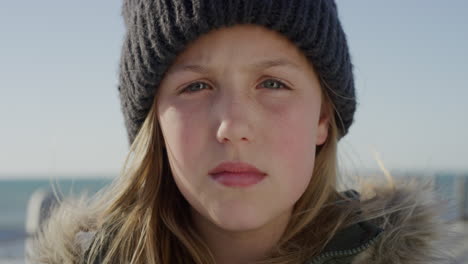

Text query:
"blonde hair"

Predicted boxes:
[[30, 78, 364, 264]]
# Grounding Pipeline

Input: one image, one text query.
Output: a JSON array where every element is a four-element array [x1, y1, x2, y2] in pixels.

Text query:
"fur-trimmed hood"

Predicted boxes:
[[306, 178, 457, 264], [28, 177, 457, 264]]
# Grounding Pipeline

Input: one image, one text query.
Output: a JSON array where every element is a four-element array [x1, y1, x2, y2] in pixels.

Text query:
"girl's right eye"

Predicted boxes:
[[180, 82, 210, 94]]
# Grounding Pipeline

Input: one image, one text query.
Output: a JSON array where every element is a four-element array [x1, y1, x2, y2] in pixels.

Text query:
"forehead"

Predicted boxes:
[[169, 24, 313, 71]]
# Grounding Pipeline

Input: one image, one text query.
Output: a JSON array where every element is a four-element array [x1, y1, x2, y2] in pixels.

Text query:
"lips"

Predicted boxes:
[[209, 161, 267, 187]]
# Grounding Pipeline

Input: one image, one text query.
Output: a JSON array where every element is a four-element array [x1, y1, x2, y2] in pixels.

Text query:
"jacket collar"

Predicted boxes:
[[322, 220, 383, 253], [308, 178, 454, 264]]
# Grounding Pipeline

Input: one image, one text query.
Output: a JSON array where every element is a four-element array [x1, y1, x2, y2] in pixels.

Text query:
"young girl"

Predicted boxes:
[[31, 0, 453, 263]]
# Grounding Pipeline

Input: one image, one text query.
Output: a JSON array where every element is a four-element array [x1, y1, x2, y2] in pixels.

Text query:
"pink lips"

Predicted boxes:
[[209, 161, 267, 187]]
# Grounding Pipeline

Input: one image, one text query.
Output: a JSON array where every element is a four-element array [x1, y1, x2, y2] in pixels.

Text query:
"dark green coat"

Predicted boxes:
[[304, 220, 383, 264]]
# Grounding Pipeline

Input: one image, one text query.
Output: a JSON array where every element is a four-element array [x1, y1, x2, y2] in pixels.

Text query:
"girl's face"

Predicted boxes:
[[157, 25, 329, 233]]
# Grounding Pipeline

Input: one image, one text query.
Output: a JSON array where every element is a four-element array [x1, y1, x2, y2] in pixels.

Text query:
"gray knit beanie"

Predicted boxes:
[[118, 0, 356, 145]]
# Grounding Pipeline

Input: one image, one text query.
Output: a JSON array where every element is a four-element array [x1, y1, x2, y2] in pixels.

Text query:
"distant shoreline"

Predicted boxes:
[[0, 174, 116, 181], [0, 229, 28, 243]]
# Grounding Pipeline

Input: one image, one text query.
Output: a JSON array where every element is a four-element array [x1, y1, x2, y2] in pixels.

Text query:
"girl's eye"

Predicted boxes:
[[180, 82, 210, 94], [180, 78, 289, 94], [260, 79, 288, 90]]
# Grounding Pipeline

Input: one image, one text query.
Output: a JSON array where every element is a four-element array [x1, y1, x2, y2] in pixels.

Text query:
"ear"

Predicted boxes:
[[316, 102, 330, 146]]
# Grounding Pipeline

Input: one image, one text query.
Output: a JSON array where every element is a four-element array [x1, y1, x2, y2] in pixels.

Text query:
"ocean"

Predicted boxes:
[[0, 178, 111, 260], [0, 173, 465, 261]]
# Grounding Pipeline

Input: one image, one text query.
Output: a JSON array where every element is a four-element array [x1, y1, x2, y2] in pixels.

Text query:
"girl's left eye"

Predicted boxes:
[[260, 79, 289, 90]]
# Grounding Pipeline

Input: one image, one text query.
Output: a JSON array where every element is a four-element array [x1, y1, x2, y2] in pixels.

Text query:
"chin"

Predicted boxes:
[[211, 205, 271, 232]]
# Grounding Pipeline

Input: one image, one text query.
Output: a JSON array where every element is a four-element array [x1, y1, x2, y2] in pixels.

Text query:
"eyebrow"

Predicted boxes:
[[165, 58, 302, 76]]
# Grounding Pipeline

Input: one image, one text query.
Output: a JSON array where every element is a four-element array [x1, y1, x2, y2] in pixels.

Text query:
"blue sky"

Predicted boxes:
[[1, 1, 467, 179]]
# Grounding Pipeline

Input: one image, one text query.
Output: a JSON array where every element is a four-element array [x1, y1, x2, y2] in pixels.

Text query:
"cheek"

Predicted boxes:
[[272, 95, 319, 154], [269, 102, 320, 199], [158, 103, 217, 217], [158, 104, 208, 176]]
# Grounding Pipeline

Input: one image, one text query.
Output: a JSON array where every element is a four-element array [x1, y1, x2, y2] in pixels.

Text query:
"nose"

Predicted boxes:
[[215, 93, 255, 145]]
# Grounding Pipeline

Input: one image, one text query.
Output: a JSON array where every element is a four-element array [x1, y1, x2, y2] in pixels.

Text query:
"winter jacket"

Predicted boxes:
[[32, 178, 456, 263], [303, 180, 454, 264]]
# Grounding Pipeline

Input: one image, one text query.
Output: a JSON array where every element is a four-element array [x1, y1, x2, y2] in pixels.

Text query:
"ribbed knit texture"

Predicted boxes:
[[118, 0, 356, 145]]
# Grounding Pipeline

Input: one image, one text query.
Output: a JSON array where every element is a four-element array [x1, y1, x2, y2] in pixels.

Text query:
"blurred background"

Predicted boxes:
[[0, 0, 467, 263]]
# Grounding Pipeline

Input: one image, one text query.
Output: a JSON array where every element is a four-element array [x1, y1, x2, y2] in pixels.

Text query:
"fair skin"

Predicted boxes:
[[157, 24, 329, 264]]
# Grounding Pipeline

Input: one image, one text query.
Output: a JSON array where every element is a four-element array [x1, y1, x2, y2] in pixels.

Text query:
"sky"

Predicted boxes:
[[0, 1, 467, 179]]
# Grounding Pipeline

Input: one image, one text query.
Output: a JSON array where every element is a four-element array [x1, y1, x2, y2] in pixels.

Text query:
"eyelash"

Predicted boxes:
[[180, 78, 290, 94]]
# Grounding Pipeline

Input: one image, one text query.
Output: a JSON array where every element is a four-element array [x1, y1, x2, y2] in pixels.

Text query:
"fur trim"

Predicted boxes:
[[26, 196, 94, 264], [75, 231, 96, 254], [27, 177, 458, 264], [351, 177, 457, 264]]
